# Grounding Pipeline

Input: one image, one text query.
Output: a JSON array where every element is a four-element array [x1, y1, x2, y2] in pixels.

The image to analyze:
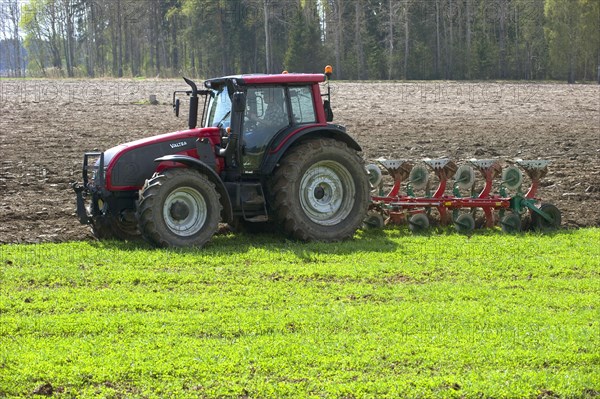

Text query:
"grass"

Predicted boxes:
[[0, 227, 599, 398]]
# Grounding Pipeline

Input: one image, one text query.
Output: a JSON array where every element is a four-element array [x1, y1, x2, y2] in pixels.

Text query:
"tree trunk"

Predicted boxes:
[[150, 0, 157, 74], [86, 2, 95, 77], [567, 6, 578, 83], [117, 0, 123, 77], [50, 8, 62, 71], [263, 0, 271, 73], [65, 0, 76, 78], [513, 2, 519, 79], [8, 1, 22, 77], [388, 0, 394, 80], [498, 0, 507, 79], [355, 0, 365, 79], [448, 0, 453, 79], [465, 0, 472, 78], [403, 0, 409, 80], [333, 0, 343, 79], [218, 4, 228, 75], [568, 53, 576, 84], [172, 15, 179, 74], [436, 0, 441, 78]]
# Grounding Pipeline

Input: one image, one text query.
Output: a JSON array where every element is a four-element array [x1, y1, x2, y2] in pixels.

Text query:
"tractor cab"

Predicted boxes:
[[196, 73, 333, 174], [201, 83, 291, 171]]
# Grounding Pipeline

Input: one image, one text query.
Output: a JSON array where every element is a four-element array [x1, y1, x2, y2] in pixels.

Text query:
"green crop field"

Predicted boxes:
[[1, 228, 599, 399]]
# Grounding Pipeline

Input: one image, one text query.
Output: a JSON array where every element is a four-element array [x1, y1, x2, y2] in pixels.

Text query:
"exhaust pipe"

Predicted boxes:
[[183, 77, 198, 129]]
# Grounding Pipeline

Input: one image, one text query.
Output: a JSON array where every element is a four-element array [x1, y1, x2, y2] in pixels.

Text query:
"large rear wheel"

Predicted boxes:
[[270, 139, 370, 241], [137, 169, 222, 248]]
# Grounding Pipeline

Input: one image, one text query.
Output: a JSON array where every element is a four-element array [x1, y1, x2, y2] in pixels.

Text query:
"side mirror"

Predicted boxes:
[[232, 92, 246, 113], [173, 98, 180, 117]]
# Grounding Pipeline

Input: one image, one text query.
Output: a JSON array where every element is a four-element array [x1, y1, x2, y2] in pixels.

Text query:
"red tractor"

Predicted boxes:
[[72, 68, 370, 247]]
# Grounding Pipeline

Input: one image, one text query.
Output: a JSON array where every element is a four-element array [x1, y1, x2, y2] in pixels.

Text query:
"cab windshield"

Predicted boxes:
[[204, 86, 231, 128]]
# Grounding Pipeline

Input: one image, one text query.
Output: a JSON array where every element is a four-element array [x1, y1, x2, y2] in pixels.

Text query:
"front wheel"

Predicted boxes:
[[137, 169, 222, 248], [88, 198, 140, 241], [90, 212, 140, 241], [270, 139, 370, 241]]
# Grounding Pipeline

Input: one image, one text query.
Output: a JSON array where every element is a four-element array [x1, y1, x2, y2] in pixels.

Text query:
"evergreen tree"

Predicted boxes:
[[284, 1, 322, 73], [545, 0, 583, 82]]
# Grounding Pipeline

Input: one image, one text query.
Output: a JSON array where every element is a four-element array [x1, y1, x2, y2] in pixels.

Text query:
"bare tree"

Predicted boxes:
[[435, 0, 441, 77], [59, 0, 77, 77], [386, 0, 397, 80], [354, 0, 366, 79], [465, 0, 473, 78], [263, 0, 272, 73], [1, 0, 23, 76], [497, 0, 508, 78], [327, 0, 344, 79], [402, 0, 410, 80]]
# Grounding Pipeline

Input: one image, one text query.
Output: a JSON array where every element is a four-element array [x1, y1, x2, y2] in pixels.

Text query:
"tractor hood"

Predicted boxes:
[[103, 127, 219, 190]]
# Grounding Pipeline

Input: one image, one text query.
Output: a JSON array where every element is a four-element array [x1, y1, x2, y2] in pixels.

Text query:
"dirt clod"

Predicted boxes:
[[32, 383, 53, 396]]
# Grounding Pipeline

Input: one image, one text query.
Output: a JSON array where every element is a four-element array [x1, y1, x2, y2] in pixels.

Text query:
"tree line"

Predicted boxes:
[[1, 0, 598, 82]]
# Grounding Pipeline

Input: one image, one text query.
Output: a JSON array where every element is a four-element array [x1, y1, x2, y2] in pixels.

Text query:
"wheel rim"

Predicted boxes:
[[299, 160, 356, 226], [162, 186, 207, 236]]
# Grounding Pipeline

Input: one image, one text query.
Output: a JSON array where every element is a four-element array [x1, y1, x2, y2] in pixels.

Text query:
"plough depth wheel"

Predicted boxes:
[[501, 213, 522, 234], [365, 164, 383, 188], [454, 165, 475, 190], [502, 166, 523, 191], [454, 213, 475, 235], [531, 203, 561, 231], [409, 165, 429, 190], [363, 211, 385, 229], [409, 213, 429, 233]]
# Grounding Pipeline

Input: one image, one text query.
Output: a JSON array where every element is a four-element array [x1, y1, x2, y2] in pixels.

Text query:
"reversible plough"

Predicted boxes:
[[365, 158, 561, 234]]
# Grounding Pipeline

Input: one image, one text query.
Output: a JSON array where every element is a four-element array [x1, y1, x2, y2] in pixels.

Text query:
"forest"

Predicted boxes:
[[0, 0, 598, 82]]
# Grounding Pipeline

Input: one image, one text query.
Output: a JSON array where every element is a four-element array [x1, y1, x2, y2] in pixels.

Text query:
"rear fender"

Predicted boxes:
[[261, 125, 362, 174], [154, 155, 233, 223]]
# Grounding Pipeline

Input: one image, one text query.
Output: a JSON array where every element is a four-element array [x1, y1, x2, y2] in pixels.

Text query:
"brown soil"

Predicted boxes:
[[1, 79, 598, 243]]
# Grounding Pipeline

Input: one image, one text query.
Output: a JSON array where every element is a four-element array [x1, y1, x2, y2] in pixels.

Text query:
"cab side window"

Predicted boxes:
[[289, 86, 316, 124]]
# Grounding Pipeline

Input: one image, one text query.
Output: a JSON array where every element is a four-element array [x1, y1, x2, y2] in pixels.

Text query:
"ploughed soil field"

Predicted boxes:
[[0, 79, 598, 243]]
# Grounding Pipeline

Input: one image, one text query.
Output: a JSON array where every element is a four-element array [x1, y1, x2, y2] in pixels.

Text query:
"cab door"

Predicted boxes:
[[242, 86, 290, 172]]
